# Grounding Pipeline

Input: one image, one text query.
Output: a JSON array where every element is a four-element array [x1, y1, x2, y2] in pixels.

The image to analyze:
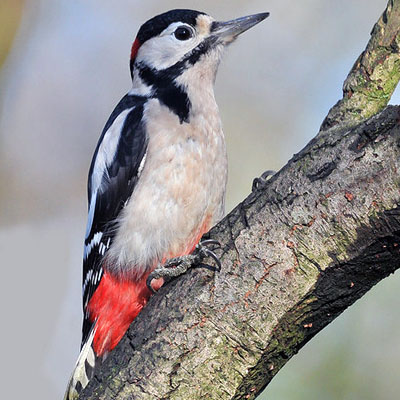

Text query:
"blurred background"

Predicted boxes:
[[1, 0, 399, 399]]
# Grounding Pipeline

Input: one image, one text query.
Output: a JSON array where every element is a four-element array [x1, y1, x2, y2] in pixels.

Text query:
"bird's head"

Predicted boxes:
[[129, 9, 269, 84]]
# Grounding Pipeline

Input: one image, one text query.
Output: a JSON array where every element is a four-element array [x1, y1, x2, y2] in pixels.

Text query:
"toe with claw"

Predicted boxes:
[[252, 170, 276, 191], [194, 239, 222, 270], [146, 239, 222, 293]]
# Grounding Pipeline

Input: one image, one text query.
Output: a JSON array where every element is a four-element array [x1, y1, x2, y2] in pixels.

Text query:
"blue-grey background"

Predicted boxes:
[[0, 1, 399, 399]]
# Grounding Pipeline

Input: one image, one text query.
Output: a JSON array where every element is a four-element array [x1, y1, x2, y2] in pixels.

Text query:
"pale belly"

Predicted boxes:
[[106, 98, 227, 278]]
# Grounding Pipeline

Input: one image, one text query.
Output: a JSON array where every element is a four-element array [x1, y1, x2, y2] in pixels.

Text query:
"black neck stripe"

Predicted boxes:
[[135, 35, 218, 123], [137, 63, 190, 124]]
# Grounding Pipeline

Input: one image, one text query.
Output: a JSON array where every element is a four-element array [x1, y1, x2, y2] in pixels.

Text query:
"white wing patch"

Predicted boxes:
[[85, 107, 135, 239]]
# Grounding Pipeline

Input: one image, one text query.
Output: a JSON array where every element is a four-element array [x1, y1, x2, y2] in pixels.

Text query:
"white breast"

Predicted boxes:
[[106, 94, 227, 278]]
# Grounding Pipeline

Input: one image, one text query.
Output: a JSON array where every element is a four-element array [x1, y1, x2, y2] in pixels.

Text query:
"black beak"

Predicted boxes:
[[211, 12, 269, 42]]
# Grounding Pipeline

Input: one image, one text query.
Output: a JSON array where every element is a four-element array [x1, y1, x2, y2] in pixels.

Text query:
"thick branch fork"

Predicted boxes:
[[81, 106, 400, 400]]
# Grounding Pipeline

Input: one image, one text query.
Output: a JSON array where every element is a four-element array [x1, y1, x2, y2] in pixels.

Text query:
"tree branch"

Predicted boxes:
[[80, 1, 400, 399], [321, 0, 400, 131]]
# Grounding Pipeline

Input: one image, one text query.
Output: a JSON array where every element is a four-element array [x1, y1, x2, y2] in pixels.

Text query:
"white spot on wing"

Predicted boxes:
[[83, 231, 103, 260], [99, 243, 106, 256]]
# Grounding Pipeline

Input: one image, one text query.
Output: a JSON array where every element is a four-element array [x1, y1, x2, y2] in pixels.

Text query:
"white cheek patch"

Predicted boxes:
[[135, 23, 203, 70]]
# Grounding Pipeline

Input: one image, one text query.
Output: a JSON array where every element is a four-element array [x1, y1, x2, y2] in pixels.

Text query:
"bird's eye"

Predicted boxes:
[[174, 26, 193, 41]]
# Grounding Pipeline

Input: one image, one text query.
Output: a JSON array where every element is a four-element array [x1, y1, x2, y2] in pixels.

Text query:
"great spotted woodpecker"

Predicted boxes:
[[64, 9, 268, 399]]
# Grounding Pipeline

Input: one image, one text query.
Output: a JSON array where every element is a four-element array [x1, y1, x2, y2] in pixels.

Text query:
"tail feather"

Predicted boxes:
[[64, 328, 99, 400], [64, 271, 167, 398], [64, 273, 154, 399]]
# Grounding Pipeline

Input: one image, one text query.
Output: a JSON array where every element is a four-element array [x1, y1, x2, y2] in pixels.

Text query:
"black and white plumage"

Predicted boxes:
[[81, 94, 148, 345], [65, 9, 268, 400]]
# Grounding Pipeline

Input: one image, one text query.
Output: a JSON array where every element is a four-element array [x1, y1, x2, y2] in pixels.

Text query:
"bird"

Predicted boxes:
[[64, 8, 268, 399]]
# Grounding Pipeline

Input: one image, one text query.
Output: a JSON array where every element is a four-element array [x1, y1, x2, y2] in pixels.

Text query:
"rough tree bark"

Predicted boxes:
[[80, 1, 400, 399]]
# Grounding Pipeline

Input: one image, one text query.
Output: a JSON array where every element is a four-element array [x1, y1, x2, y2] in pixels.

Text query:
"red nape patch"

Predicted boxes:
[[87, 271, 159, 356], [130, 38, 141, 62]]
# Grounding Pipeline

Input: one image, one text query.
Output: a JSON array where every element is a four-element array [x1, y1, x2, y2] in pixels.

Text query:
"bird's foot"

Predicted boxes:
[[252, 170, 276, 191], [146, 239, 221, 293]]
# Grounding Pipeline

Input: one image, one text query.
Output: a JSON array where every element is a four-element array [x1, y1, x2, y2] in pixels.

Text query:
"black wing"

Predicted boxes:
[[81, 94, 148, 346]]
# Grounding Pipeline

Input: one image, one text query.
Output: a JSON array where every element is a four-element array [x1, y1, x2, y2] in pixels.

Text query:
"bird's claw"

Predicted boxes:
[[252, 170, 276, 191], [146, 238, 222, 293], [195, 240, 221, 270]]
